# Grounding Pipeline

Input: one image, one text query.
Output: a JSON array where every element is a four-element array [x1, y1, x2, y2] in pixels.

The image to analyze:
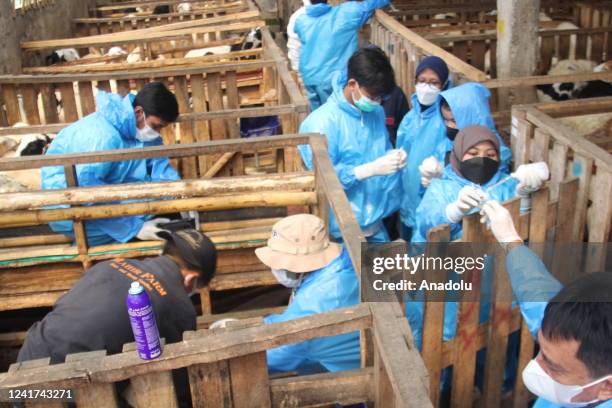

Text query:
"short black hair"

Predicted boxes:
[[134, 82, 179, 123], [541, 272, 612, 378], [310, 0, 328, 4], [347, 47, 396, 99], [162, 239, 216, 287]]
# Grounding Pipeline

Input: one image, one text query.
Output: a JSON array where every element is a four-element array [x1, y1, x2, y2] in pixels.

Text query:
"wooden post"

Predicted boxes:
[[64, 164, 91, 269], [496, 0, 540, 107]]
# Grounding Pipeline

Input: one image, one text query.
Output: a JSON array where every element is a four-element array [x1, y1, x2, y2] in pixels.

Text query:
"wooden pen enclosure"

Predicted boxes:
[[89, 0, 246, 17], [371, 7, 612, 117], [0, 134, 327, 316], [0, 27, 308, 180], [417, 174, 598, 407], [76, 0, 251, 36], [21, 7, 266, 74], [512, 97, 612, 245], [0, 303, 432, 408]]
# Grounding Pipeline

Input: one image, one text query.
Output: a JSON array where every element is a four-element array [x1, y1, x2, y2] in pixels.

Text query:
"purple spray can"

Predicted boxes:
[[126, 281, 162, 360]]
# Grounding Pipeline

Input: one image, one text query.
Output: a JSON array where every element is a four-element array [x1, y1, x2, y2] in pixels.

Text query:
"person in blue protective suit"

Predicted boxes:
[[412, 125, 548, 243], [396, 55, 451, 240], [298, 48, 404, 243], [42, 82, 180, 246], [252, 214, 360, 374], [407, 125, 548, 350], [294, 0, 390, 110], [418, 82, 513, 189], [480, 200, 612, 408]]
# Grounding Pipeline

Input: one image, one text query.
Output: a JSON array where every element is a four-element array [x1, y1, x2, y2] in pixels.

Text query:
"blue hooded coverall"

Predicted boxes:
[[407, 165, 518, 352], [436, 83, 511, 173], [505, 245, 611, 408], [412, 164, 518, 243], [396, 82, 451, 236], [298, 71, 401, 242], [42, 91, 179, 246], [265, 248, 360, 373], [294, 0, 390, 110]]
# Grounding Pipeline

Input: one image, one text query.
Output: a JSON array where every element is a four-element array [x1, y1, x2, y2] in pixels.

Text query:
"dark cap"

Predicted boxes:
[[416, 56, 449, 86], [158, 229, 217, 288]]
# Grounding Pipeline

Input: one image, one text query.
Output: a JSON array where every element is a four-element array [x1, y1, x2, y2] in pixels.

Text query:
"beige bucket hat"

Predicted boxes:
[[255, 214, 342, 273]]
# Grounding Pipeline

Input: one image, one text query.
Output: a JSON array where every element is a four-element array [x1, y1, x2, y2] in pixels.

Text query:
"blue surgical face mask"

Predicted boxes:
[[352, 85, 380, 113]]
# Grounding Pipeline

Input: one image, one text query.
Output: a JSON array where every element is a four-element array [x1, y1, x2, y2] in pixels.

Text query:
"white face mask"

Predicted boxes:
[[135, 112, 161, 142], [522, 358, 611, 407], [271, 268, 302, 288], [415, 82, 441, 106]]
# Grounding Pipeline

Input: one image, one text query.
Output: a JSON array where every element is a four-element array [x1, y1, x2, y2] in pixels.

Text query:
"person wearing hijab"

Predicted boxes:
[[412, 125, 547, 243], [418, 82, 513, 190], [395, 56, 451, 240]]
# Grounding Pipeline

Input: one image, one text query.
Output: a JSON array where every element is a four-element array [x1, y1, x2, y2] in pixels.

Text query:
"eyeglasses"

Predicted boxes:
[[417, 78, 442, 88]]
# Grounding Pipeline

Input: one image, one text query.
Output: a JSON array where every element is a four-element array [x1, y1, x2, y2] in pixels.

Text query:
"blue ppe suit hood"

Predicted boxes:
[[396, 80, 452, 229], [294, 0, 389, 88], [42, 91, 180, 246], [265, 248, 360, 373], [298, 71, 401, 240], [412, 164, 518, 243], [436, 83, 512, 172]]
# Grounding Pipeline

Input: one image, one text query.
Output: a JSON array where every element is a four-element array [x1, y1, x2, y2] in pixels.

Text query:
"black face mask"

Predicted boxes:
[[459, 156, 499, 185], [446, 126, 459, 141]]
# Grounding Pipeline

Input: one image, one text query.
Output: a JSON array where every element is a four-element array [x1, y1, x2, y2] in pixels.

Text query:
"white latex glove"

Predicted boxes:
[[354, 150, 403, 180], [180, 210, 198, 219], [445, 186, 487, 223], [136, 218, 171, 241], [479, 201, 522, 243], [209, 318, 239, 330], [418, 156, 443, 187], [512, 162, 549, 195]]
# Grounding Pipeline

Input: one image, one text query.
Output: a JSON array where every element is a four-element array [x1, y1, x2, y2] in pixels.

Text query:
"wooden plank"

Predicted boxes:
[[0, 191, 317, 228], [0, 134, 311, 171], [8, 358, 65, 408], [1, 84, 21, 125], [370, 303, 432, 407], [540, 35, 555, 73], [78, 82, 96, 116], [470, 40, 486, 71], [373, 10, 487, 81], [510, 111, 533, 167], [207, 72, 227, 141], [63, 165, 89, 266], [21, 20, 266, 51], [0, 172, 314, 211], [173, 76, 197, 179], [420, 225, 451, 407], [183, 330, 232, 408], [58, 83, 79, 122], [512, 321, 536, 408], [270, 368, 373, 407], [65, 350, 119, 408], [571, 155, 593, 241], [190, 73, 211, 176], [451, 214, 483, 408], [531, 127, 550, 163], [229, 351, 271, 407], [482, 200, 520, 408], [482, 70, 612, 89], [549, 142, 568, 201], [20, 85, 41, 125], [374, 343, 395, 407], [586, 169, 612, 243]]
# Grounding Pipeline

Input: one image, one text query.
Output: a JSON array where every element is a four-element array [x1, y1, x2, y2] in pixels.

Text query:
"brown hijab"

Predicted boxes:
[[450, 125, 500, 176]]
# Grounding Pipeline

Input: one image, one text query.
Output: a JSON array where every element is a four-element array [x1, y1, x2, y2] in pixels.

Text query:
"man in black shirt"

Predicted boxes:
[[17, 229, 216, 363]]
